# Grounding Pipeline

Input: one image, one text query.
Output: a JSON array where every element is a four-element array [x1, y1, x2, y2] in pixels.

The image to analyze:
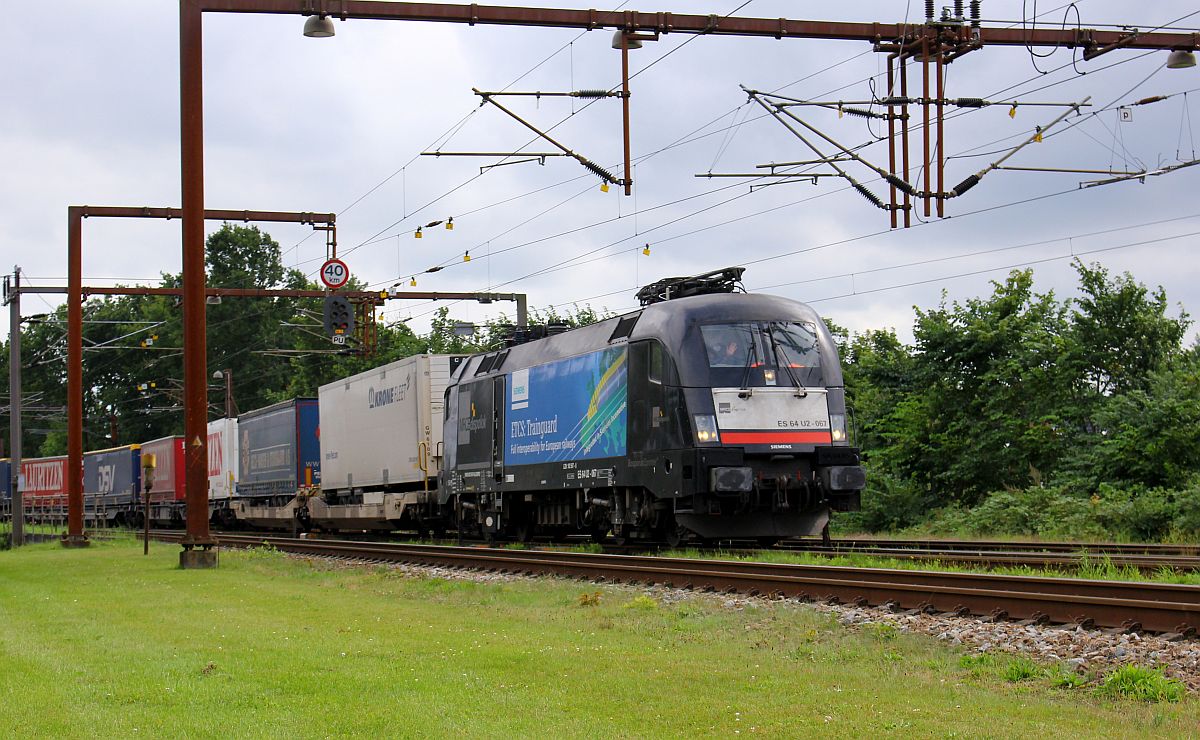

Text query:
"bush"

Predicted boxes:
[[909, 481, 1200, 541], [921, 486, 1107, 540], [1083, 483, 1195, 541], [842, 471, 930, 532], [1168, 479, 1200, 536]]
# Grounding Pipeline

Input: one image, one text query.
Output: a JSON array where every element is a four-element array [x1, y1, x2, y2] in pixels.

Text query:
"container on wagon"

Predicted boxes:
[[206, 418, 238, 501], [83, 445, 141, 508], [236, 398, 320, 499], [140, 436, 185, 503], [22, 455, 69, 506], [318, 355, 463, 494]]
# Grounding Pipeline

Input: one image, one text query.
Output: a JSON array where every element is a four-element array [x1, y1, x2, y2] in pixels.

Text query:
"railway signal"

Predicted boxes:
[[323, 294, 355, 342]]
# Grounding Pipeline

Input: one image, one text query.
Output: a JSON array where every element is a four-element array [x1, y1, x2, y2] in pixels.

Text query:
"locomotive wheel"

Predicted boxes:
[[663, 526, 687, 549]]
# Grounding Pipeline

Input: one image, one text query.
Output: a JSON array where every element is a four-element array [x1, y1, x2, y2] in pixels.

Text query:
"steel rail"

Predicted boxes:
[[785, 538, 1200, 556], [159, 533, 1200, 635], [772, 544, 1200, 573]]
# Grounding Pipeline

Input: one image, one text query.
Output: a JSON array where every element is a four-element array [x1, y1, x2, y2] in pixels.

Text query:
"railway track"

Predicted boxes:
[[156, 532, 1200, 637], [776, 539, 1200, 573], [141, 527, 1200, 571]]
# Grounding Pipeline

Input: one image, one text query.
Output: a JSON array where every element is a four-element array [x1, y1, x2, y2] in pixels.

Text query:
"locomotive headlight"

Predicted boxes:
[[829, 413, 848, 445], [694, 415, 720, 444]]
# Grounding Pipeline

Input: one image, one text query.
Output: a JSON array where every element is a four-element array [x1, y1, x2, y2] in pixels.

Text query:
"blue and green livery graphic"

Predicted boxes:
[[504, 347, 628, 465]]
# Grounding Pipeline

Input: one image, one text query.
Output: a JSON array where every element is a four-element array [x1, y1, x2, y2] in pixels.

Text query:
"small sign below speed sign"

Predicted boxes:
[[320, 258, 350, 289]]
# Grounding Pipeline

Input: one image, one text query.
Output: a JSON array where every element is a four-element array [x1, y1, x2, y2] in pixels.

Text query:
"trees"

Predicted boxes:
[[1068, 260, 1190, 396], [878, 271, 1076, 505], [842, 261, 1195, 534], [1070, 346, 1200, 490]]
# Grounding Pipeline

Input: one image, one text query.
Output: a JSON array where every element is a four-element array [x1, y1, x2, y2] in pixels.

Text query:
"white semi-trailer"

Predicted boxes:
[[311, 354, 463, 532]]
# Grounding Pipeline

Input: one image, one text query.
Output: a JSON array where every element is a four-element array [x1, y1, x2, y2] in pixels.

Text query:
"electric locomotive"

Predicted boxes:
[[442, 267, 865, 545]]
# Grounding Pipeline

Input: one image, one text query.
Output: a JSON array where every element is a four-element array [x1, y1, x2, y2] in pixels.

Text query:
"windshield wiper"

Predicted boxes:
[[738, 330, 760, 397], [768, 322, 808, 398]]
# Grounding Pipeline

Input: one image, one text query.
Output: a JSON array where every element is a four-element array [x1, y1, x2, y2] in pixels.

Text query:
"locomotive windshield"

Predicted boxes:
[[700, 321, 823, 386]]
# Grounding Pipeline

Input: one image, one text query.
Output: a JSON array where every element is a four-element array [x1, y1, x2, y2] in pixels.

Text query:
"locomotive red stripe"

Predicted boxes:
[[721, 431, 833, 444]]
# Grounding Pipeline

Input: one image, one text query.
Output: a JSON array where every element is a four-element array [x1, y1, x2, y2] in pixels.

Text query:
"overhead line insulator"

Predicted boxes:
[[579, 158, 619, 184], [884, 174, 917, 196], [840, 106, 883, 119], [572, 89, 616, 98], [950, 174, 980, 197], [853, 183, 887, 209]]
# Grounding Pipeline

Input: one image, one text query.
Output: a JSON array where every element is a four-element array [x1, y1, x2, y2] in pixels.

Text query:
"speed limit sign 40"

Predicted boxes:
[[320, 258, 350, 289]]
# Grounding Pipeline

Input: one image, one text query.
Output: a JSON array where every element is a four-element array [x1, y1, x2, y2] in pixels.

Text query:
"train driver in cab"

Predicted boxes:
[[706, 326, 751, 367]]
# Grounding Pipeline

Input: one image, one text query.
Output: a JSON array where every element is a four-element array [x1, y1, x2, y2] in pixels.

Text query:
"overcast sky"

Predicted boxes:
[[4, 1, 1199, 353]]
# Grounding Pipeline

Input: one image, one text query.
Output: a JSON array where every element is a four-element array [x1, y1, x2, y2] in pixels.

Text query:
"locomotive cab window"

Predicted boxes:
[[766, 321, 822, 372], [700, 321, 823, 387], [702, 324, 760, 368]]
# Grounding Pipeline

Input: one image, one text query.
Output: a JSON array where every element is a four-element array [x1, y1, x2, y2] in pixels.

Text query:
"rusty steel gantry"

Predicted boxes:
[[96, 0, 1192, 566], [54, 204, 526, 559]]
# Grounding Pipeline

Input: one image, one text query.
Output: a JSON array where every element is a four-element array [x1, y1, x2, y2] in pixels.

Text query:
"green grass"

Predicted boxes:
[[0, 539, 1196, 737], [1100, 665, 1186, 703]]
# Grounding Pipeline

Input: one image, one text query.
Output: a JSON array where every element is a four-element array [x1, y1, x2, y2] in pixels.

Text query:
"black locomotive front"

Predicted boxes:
[[442, 277, 864, 545]]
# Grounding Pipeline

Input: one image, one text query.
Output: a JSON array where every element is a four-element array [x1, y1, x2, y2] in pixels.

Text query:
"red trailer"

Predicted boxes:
[[141, 436, 186, 525], [22, 455, 69, 515]]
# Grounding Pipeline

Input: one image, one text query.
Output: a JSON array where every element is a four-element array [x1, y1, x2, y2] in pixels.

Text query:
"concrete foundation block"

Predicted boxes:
[[179, 549, 219, 569]]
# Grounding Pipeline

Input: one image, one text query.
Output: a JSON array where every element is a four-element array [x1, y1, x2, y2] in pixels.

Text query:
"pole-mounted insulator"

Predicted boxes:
[[954, 0, 964, 21], [580, 158, 619, 184], [970, 0, 981, 28], [950, 173, 980, 196], [953, 97, 986, 108], [884, 174, 917, 196], [925, 0, 935, 21], [841, 106, 884, 119], [572, 89, 614, 98], [853, 183, 887, 209]]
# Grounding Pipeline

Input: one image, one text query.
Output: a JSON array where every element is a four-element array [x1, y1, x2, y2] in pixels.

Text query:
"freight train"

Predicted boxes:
[[2, 268, 865, 543]]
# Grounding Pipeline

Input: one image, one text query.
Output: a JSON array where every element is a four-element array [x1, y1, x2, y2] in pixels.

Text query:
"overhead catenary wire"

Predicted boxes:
[[540, 209, 1200, 321], [349, 1, 1114, 291]]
